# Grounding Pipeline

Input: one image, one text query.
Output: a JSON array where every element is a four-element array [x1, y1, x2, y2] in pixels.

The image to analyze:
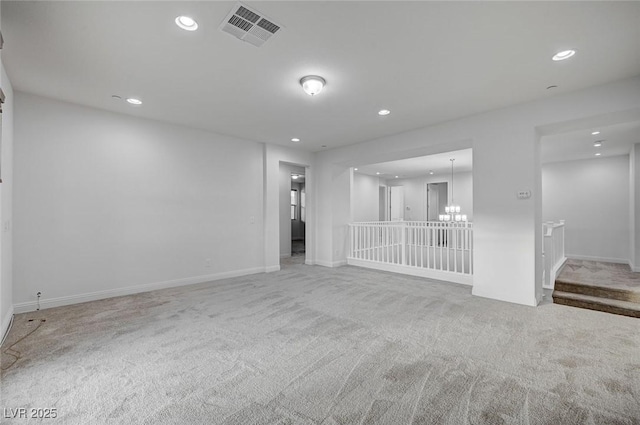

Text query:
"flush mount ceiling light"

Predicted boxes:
[[300, 76, 326, 96], [552, 49, 576, 61], [378, 109, 391, 116], [291, 138, 300, 142], [175, 16, 198, 31], [126, 98, 142, 105], [592, 131, 600, 135], [594, 140, 604, 147], [595, 152, 602, 156]]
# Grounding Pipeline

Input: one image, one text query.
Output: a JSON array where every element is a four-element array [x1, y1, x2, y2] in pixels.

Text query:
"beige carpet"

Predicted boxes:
[[2, 263, 639, 424], [558, 259, 640, 294]]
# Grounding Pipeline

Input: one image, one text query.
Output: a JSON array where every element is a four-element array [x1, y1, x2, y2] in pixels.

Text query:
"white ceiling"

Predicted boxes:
[[356, 117, 640, 178], [356, 149, 472, 180], [3, 2, 640, 152], [541, 120, 640, 164]]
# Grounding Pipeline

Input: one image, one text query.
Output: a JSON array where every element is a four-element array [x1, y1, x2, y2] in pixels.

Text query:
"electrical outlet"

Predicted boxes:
[[249, 216, 255, 224], [517, 190, 531, 200]]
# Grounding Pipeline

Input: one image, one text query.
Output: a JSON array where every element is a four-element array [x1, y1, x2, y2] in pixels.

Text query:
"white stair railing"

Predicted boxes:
[[543, 220, 566, 289], [348, 221, 473, 285]]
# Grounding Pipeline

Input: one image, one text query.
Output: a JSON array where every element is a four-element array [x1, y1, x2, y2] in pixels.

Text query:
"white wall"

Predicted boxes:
[[352, 173, 380, 222], [14, 92, 266, 311], [543, 155, 630, 263], [0, 62, 14, 337], [386, 172, 473, 221], [314, 76, 640, 307], [631, 144, 640, 271]]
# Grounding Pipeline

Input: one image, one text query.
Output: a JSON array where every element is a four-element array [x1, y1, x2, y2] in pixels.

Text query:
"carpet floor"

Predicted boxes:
[[1, 263, 639, 424], [557, 259, 640, 294]]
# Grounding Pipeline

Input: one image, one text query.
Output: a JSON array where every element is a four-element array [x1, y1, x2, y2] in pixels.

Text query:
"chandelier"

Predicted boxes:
[[439, 158, 467, 222]]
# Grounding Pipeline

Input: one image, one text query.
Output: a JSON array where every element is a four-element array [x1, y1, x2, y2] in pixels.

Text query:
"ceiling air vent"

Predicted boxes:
[[220, 3, 282, 47]]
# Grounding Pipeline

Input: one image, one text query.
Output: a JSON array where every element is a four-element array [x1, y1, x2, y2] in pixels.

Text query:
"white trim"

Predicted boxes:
[[566, 254, 631, 265], [347, 257, 472, 285], [265, 265, 280, 273], [542, 256, 567, 290], [1, 307, 15, 345], [315, 259, 347, 268], [280, 253, 292, 259], [13, 267, 266, 314]]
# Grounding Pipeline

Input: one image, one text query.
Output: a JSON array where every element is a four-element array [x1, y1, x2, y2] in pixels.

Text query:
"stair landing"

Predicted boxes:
[[552, 259, 640, 318]]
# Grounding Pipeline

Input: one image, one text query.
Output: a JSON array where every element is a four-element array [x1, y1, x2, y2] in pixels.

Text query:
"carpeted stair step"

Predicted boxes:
[[555, 280, 640, 303], [552, 290, 640, 318]]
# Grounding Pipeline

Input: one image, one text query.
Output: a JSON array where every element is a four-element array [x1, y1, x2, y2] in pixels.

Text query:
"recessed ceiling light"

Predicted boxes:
[[546, 85, 558, 90], [378, 109, 391, 116], [126, 98, 142, 105], [595, 152, 601, 156], [354, 168, 358, 171], [175, 16, 198, 31], [395, 176, 399, 178], [292, 175, 299, 180], [429, 171, 434, 175], [594, 140, 604, 147], [376, 172, 381, 175], [552, 49, 576, 61], [291, 138, 300, 142], [591, 131, 600, 135], [300, 76, 325, 96]]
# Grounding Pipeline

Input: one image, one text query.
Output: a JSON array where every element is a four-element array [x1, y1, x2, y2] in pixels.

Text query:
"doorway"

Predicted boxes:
[[279, 163, 306, 266], [379, 186, 405, 221], [426, 182, 448, 221], [290, 172, 305, 258]]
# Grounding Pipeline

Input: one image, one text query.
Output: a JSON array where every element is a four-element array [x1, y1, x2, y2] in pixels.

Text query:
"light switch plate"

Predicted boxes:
[[517, 190, 531, 200]]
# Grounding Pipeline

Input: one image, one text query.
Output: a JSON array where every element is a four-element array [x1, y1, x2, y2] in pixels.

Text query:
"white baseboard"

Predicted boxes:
[[305, 259, 315, 266], [472, 286, 538, 307], [264, 265, 280, 273], [315, 259, 347, 268], [347, 258, 472, 286], [13, 267, 267, 314], [566, 254, 631, 266], [1, 306, 14, 344]]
